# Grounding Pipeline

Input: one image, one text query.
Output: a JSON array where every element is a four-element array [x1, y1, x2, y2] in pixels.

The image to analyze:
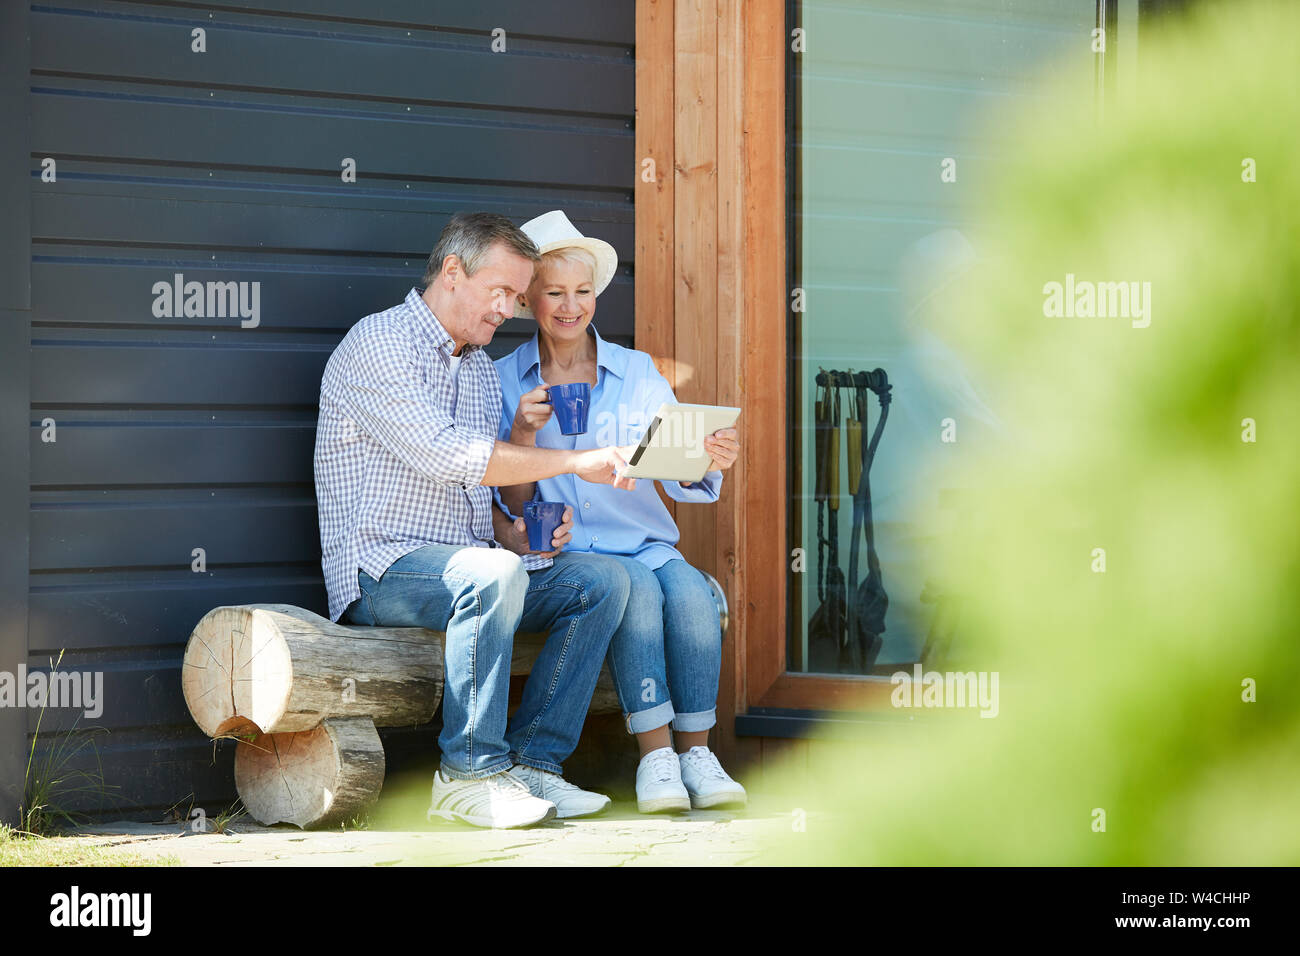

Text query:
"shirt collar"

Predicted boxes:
[[406, 287, 482, 358], [516, 324, 627, 383]]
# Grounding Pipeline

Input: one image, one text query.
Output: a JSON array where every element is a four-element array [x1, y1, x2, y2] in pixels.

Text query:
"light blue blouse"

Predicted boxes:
[[493, 325, 723, 570]]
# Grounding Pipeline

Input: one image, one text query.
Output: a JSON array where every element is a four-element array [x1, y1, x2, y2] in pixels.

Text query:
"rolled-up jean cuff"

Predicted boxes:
[[670, 708, 716, 733], [439, 758, 513, 782], [624, 700, 675, 735]]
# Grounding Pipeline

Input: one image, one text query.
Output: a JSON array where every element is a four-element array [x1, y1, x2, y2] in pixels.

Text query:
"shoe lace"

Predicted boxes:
[[647, 748, 679, 783], [513, 764, 580, 797], [682, 748, 727, 780], [541, 770, 579, 793], [488, 771, 533, 798]]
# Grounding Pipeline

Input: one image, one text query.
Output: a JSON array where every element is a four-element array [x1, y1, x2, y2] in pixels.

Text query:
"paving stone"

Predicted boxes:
[[61, 800, 795, 866]]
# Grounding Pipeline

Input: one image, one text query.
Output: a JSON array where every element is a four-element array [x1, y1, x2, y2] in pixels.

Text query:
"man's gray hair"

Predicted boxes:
[[423, 212, 540, 288]]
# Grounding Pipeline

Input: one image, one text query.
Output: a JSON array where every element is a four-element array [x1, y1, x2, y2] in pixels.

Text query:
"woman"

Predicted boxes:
[[494, 210, 746, 813]]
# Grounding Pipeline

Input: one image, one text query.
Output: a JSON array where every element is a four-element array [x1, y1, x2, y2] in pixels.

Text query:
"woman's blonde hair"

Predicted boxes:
[[537, 246, 598, 285]]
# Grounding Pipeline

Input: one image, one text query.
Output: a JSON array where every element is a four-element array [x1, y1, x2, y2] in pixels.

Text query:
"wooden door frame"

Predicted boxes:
[[635, 0, 888, 751]]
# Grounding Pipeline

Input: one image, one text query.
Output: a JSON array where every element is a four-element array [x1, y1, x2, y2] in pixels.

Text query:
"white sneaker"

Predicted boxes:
[[635, 746, 691, 813], [426, 768, 556, 829], [507, 764, 611, 819], [678, 746, 747, 809]]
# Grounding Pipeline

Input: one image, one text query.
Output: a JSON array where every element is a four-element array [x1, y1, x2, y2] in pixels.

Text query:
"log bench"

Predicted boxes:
[[180, 576, 727, 829]]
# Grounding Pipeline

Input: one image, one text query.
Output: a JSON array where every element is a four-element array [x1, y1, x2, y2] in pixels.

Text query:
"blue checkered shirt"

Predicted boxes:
[[314, 288, 550, 622]]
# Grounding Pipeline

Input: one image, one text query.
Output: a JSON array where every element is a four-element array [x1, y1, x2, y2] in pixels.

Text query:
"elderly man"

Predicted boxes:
[[314, 212, 635, 829]]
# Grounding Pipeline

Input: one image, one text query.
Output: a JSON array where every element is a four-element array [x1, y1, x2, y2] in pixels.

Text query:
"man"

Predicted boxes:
[[314, 212, 637, 829]]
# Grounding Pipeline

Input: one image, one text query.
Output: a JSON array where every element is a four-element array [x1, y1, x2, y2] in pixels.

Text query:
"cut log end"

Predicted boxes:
[[182, 605, 294, 738], [234, 716, 385, 829]]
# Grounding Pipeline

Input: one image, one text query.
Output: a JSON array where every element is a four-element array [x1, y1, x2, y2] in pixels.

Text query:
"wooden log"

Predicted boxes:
[[234, 716, 383, 829], [182, 604, 632, 747], [182, 604, 444, 737]]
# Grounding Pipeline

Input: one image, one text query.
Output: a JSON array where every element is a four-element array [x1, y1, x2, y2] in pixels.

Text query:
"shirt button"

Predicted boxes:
[[583, 501, 591, 509], [592, 535, 599, 543]]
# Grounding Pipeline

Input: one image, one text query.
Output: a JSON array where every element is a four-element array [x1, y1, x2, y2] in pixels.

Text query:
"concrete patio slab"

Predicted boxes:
[[66, 800, 804, 867]]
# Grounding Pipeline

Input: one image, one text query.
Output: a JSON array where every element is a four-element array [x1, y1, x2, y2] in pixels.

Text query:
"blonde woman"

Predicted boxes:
[[494, 211, 747, 813]]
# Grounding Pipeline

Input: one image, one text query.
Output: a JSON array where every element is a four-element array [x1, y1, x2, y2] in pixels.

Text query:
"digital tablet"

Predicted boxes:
[[620, 402, 741, 482]]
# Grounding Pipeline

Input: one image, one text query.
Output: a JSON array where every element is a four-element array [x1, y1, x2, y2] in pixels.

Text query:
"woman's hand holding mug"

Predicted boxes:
[[511, 384, 553, 442]]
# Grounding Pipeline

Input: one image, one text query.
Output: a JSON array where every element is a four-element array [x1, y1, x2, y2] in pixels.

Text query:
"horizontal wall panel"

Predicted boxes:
[[31, 260, 636, 336], [32, 188, 635, 261], [144, 0, 637, 45], [33, 8, 634, 117], [26, 659, 191, 733], [30, 324, 634, 406], [34, 725, 440, 820], [31, 499, 320, 571], [31, 342, 332, 406], [30, 573, 329, 653], [26, 730, 237, 817], [33, 90, 633, 190], [31, 423, 316, 485]]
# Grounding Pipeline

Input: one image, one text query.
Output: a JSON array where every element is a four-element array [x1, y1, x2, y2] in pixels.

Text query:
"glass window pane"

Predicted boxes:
[[788, 0, 1099, 675]]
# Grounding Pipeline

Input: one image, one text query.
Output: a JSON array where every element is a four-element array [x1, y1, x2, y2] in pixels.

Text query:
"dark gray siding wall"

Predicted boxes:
[[24, 0, 634, 820], [1, 2, 34, 828]]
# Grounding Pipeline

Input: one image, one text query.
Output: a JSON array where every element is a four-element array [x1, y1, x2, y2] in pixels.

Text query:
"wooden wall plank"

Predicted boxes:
[[636, 0, 679, 526], [711, 0, 752, 772], [672, 0, 719, 578], [742, 0, 789, 705], [635, 0, 676, 385], [672, 0, 717, 407]]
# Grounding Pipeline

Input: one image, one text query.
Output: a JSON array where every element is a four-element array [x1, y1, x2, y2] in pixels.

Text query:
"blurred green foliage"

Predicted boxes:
[[764, 0, 1299, 865]]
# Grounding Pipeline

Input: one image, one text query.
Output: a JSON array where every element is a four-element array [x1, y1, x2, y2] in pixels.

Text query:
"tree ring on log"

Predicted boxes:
[[234, 717, 385, 829], [183, 605, 294, 738]]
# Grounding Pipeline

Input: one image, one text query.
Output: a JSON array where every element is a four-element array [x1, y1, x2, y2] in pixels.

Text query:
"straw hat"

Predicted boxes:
[[515, 210, 619, 318]]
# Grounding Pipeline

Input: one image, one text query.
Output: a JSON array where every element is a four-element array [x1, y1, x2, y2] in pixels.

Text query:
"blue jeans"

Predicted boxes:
[[342, 545, 630, 780], [604, 557, 723, 735]]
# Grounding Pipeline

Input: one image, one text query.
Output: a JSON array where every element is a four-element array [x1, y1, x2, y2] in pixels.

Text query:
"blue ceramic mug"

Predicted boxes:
[[544, 382, 591, 436], [523, 501, 567, 552]]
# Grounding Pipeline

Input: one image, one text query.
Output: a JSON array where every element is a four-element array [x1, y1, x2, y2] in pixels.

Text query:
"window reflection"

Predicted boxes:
[[788, 1, 1097, 674]]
